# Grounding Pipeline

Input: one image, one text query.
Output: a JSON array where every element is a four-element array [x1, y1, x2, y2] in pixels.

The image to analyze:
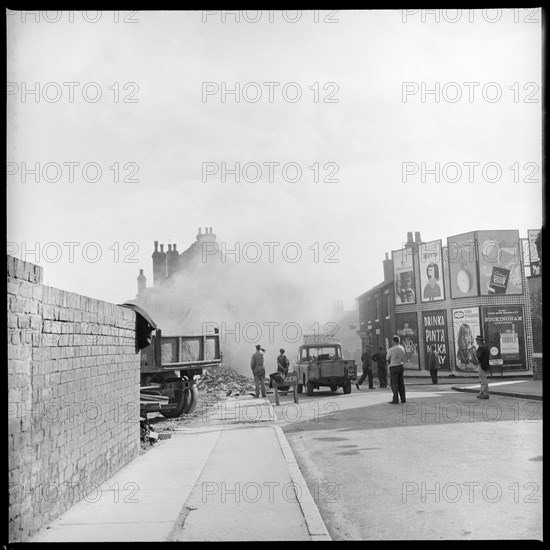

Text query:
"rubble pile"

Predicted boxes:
[[197, 364, 256, 399]]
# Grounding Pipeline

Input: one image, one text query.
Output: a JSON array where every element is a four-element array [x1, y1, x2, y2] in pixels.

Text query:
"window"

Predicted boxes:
[[385, 292, 390, 318], [375, 295, 380, 321]]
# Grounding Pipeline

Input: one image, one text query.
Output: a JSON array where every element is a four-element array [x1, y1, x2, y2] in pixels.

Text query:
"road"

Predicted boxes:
[[275, 383, 543, 540]]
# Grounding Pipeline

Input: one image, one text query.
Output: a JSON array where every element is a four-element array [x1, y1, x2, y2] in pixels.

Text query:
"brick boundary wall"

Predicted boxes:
[[7, 255, 140, 542], [527, 276, 542, 379]]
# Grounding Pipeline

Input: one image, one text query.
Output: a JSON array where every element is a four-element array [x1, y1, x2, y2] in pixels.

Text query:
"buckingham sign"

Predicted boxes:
[[482, 305, 526, 370]]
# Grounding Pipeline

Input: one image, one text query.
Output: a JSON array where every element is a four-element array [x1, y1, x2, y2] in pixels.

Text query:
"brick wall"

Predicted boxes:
[[528, 276, 542, 379], [8, 255, 140, 542]]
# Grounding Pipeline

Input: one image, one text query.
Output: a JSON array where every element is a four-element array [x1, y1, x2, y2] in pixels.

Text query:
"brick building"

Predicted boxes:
[[356, 252, 396, 352], [357, 230, 538, 374], [137, 227, 219, 293]]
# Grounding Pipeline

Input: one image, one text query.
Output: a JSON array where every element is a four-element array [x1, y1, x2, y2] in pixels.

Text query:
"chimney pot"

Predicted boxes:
[[173, 243, 177, 251], [198, 228, 202, 235], [168, 244, 172, 251], [154, 241, 158, 252], [415, 231, 422, 243], [160, 244, 164, 252], [407, 231, 413, 243], [139, 269, 144, 275]]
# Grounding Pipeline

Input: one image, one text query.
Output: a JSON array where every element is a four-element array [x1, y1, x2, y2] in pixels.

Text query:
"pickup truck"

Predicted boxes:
[[295, 338, 357, 396]]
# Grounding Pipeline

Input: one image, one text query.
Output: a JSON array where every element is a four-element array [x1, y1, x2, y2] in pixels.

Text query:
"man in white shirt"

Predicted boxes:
[[386, 335, 406, 404]]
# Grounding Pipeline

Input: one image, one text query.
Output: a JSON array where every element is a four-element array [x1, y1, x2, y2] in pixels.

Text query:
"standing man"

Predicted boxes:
[[386, 335, 406, 404], [251, 344, 266, 398], [356, 344, 375, 390], [475, 335, 490, 399], [428, 344, 439, 384], [276, 348, 290, 393], [372, 345, 388, 388]]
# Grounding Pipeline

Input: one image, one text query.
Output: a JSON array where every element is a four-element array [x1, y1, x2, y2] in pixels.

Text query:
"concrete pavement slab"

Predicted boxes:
[[29, 396, 330, 542], [451, 379, 542, 401]]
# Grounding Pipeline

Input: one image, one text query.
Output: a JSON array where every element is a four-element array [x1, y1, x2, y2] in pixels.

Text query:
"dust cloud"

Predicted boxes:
[[130, 240, 353, 376]]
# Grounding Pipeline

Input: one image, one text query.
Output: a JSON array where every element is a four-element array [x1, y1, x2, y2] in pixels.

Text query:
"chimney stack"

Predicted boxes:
[[152, 242, 167, 286], [137, 269, 147, 296], [383, 252, 393, 283], [167, 242, 179, 278], [415, 231, 422, 243]]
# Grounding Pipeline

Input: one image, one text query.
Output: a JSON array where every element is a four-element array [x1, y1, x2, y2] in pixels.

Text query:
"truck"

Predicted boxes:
[[295, 334, 357, 396], [121, 303, 222, 418]]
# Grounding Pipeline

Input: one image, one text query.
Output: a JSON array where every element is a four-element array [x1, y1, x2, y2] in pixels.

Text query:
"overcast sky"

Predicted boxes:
[[7, 9, 543, 309]]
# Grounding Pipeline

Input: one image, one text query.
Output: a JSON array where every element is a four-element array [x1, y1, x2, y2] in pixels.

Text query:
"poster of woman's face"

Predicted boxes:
[[419, 240, 445, 302], [452, 307, 481, 372], [392, 248, 416, 305]]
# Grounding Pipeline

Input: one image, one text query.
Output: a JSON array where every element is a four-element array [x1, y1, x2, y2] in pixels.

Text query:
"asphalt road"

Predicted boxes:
[[276, 384, 543, 541]]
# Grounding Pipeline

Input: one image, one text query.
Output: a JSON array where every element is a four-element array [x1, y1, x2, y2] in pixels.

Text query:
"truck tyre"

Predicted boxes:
[[306, 380, 315, 396], [330, 385, 337, 392], [297, 384, 303, 394], [160, 388, 186, 418], [343, 381, 352, 394], [181, 386, 199, 414]]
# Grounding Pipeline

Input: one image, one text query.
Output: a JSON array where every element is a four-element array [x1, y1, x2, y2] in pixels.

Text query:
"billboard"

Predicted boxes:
[[447, 232, 479, 299], [482, 305, 526, 369], [419, 240, 445, 302], [393, 248, 416, 305], [396, 312, 419, 369], [452, 307, 480, 372], [421, 309, 450, 370], [477, 230, 523, 295], [528, 229, 541, 276]]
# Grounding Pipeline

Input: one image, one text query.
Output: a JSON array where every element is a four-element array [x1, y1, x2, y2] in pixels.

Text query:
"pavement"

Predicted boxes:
[[27, 374, 542, 542], [28, 395, 331, 542]]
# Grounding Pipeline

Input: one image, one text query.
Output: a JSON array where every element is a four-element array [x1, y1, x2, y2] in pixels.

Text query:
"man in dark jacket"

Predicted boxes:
[[372, 346, 388, 388], [276, 348, 290, 392], [428, 344, 439, 384], [475, 335, 490, 399], [356, 344, 375, 390]]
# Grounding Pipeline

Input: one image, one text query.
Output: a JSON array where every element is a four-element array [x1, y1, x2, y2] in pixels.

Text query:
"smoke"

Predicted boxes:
[[132, 240, 342, 376]]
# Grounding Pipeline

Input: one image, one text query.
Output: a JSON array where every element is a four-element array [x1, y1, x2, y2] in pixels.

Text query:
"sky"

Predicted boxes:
[[7, 9, 543, 314]]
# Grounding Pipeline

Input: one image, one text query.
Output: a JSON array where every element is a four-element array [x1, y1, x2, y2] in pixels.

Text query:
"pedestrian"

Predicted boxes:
[[428, 344, 439, 384], [386, 335, 406, 404], [356, 344, 375, 390], [372, 345, 388, 388], [475, 335, 490, 399], [276, 348, 290, 393], [250, 344, 267, 398]]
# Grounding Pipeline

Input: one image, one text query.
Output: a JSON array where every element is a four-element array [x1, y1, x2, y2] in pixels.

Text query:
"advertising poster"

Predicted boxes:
[[393, 248, 416, 305], [422, 309, 449, 370], [419, 240, 445, 303], [477, 230, 523, 295], [452, 307, 480, 372], [528, 229, 541, 276], [396, 312, 419, 369], [482, 305, 526, 369], [447, 232, 479, 299]]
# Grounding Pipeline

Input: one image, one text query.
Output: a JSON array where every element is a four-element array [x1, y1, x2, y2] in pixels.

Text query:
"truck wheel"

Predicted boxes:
[[330, 385, 337, 392], [297, 384, 303, 394], [343, 381, 352, 395], [160, 388, 186, 418], [181, 386, 199, 414], [306, 381, 315, 396]]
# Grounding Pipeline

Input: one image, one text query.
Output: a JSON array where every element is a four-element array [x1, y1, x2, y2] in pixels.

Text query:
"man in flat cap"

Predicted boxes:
[[251, 344, 266, 398], [475, 335, 490, 399], [276, 348, 290, 393]]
